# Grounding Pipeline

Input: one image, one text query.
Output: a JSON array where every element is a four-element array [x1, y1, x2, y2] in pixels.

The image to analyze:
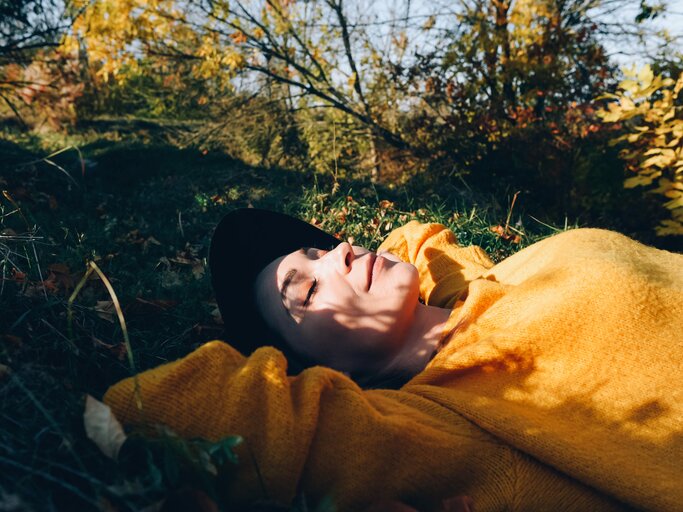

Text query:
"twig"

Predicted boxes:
[[503, 191, 520, 237], [1, 191, 30, 229]]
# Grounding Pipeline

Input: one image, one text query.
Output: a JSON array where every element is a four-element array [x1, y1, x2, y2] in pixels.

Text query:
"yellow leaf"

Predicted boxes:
[[655, 219, 683, 236], [620, 79, 639, 94], [674, 73, 683, 96], [638, 65, 653, 88], [621, 96, 635, 111], [642, 154, 674, 168], [624, 175, 654, 188], [663, 196, 683, 209]]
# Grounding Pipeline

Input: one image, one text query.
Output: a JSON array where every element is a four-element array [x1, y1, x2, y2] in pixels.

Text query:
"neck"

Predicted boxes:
[[379, 301, 453, 378]]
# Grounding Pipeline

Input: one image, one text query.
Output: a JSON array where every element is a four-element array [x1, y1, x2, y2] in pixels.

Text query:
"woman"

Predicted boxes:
[[105, 208, 683, 512]]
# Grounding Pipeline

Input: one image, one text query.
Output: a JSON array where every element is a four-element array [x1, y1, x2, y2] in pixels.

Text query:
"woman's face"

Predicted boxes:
[[254, 242, 420, 373]]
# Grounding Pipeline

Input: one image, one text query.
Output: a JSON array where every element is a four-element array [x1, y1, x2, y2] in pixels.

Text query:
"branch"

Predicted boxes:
[[0, 91, 28, 129], [327, 0, 372, 118], [245, 62, 412, 151]]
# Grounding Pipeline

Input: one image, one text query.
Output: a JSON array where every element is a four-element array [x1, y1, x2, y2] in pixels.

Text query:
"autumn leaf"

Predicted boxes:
[[83, 395, 127, 460], [490, 225, 522, 243], [95, 300, 116, 323]]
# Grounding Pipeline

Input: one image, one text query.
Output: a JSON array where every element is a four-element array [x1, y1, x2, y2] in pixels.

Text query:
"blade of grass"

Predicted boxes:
[[504, 191, 520, 237], [68, 266, 95, 342], [17, 145, 85, 186], [528, 214, 565, 233], [69, 261, 143, 413]]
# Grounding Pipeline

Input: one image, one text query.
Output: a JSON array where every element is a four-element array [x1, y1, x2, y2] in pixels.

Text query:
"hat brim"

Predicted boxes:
[[209, 208, 340, 362]]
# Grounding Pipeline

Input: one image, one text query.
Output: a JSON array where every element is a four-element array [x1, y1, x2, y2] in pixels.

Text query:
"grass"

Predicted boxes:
[[0, 123, 565, 511]]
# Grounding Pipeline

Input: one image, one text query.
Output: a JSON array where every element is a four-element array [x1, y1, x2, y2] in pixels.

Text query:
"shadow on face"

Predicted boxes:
[[254, 243, 421, 375]]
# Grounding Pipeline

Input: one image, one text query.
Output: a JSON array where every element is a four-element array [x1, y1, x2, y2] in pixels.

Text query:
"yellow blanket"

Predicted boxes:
[[104, 222, 683, 511]]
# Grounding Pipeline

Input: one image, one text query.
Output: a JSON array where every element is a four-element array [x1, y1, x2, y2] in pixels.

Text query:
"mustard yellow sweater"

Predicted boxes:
[[104, 222, 683, 512]]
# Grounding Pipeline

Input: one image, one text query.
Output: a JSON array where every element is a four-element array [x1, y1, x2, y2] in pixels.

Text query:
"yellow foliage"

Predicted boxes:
[[509, 0, 556, 60], [63, 0, 242, 85], [598, 65, 683, 236]]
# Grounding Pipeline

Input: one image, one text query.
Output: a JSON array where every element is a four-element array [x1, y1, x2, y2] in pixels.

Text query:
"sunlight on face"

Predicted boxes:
[[254, 242, 420, 373]]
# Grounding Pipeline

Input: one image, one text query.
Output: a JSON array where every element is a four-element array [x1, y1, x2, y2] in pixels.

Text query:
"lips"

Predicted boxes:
[[368, 253, 386, 291], [367, 253, 377, 291]]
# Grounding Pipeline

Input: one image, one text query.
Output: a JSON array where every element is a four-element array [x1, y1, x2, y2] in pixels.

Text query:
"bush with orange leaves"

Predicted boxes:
[[1, 50, 84, 131]]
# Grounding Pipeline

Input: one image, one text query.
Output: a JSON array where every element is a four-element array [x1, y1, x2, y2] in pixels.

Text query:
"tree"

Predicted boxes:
[[0, 0, 76, 126]]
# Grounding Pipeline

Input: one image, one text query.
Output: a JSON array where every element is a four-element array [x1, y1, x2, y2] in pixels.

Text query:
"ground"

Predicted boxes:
[[0, 121, 561, 511]]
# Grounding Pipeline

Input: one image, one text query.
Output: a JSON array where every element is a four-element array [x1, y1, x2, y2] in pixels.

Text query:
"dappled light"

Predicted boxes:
[[2, 0, 683, 510]]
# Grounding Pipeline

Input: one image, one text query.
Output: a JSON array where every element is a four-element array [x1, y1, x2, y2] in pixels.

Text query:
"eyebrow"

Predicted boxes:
[[279, 247, 309, 317]]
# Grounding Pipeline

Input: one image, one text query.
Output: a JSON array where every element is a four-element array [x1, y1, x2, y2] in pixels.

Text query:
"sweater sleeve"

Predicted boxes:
[[103, 341, 511, 511], [377, 221, 494, 308]]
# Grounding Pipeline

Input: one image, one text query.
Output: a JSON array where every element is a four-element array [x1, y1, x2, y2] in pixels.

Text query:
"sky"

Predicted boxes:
[[363, 0, 683, 68]]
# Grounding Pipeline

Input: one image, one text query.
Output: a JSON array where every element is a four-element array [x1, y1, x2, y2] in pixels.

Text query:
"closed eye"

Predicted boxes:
[[303, 278, 318, 307]]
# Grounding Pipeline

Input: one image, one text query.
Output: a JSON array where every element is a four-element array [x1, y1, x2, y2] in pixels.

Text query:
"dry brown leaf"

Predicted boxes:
[[490, 225, 522, 244], [191, 262, 205, 280], [95, 300, 116, 323]]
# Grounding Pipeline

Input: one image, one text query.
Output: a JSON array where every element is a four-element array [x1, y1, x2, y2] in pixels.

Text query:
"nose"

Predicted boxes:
[[326, 241, 354, 274]]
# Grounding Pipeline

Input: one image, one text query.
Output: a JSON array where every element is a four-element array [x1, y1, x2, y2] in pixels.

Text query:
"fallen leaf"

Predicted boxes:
[[83, 395, 127, 460], [95, 300, 116, 323], [170, 256, 194, 265], [47, 263, 74, 292], [210, 305, 223, 325], [191, 262, 205, 280], [490, 225, 506, 237], [48, 263, 70, 274], [490, 225, 522, 244], [92, 336, 127, 360], [11, 269, 25, 282]]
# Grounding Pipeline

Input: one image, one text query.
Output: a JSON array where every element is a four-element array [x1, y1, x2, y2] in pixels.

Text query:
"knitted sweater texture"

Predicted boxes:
[[104, 222, 683, 511]]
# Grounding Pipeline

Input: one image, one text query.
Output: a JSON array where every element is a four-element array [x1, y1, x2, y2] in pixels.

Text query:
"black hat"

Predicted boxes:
[[209, 208, 341, 372]]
